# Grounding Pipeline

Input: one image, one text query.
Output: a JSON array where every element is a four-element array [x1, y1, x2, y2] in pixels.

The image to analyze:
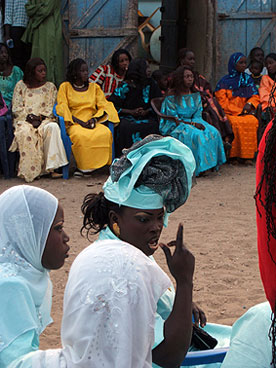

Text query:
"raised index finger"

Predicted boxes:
[[176, 223, 184, 252]]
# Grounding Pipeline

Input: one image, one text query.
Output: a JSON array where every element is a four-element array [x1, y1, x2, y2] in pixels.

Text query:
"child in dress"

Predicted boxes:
[[249, 60, 263, 89]]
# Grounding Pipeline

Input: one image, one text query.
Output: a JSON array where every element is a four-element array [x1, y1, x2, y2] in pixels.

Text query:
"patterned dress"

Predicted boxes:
[[10, 80, 68, 182]]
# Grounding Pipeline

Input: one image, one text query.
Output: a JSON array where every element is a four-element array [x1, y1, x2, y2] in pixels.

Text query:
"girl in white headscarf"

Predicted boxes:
[[0, 185, 70, 367], [9, 135, 197, 368]]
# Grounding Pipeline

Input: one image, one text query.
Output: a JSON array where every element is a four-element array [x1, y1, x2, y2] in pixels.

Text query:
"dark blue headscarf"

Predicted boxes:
[[215, 52, 258, 98]]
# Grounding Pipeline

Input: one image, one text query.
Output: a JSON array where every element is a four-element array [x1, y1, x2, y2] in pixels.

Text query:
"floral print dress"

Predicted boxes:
[[10, 80, 68, 182]]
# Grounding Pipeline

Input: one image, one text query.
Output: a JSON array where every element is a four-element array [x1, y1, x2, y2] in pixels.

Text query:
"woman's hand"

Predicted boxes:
[[191, 122, 205, 130], [72, 116, 91, 129], [192, 302, 207, 327], [130, 107, 145, 117], [241, 103, 254, 115], [26, 114, 42, 128], [86, 118, 97, 129], [160, 223, 195, 284]]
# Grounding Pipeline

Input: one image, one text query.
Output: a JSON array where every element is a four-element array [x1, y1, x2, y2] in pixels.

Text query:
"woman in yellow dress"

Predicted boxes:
[[56, 59, 120, 177]]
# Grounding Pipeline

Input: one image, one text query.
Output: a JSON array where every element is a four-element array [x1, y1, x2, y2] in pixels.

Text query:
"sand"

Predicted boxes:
[[0, 163, 265, 349]]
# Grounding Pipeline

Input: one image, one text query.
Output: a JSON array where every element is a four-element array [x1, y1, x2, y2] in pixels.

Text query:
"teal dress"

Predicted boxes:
[[160, 93, 226, 176], [0, 66, 23, 107]]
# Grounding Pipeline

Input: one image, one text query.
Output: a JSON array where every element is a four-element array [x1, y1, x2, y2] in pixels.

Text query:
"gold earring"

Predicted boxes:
[[113, 223, 120, 237]]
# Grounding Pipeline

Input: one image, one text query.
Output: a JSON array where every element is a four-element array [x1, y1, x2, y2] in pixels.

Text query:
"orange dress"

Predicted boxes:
[[215, 89, 259, 159], [259, 75, 276, 111]]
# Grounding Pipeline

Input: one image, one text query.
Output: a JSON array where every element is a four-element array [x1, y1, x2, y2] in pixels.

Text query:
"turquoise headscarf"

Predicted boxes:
[[103, 135, 196, 224]]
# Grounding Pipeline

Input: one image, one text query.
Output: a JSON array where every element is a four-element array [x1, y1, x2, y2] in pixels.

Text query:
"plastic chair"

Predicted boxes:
[[53, 104, 72, 179], [181, 347, 229, 366], [53, 105, 115, 179], [151, 97, 180, 124]]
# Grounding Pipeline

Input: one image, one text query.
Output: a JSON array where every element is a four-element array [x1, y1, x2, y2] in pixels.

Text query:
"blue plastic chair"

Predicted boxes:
[[181, 347, 229, 366], [53, 104, 115, 179]]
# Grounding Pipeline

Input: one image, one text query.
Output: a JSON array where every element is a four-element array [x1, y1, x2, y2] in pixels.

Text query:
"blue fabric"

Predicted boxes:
[[221, 302, 271, 367], [143, 85, 150, 103], [113, 82, 129, 99], [215, 52, 258, 98], [159, 93, 226, 176]]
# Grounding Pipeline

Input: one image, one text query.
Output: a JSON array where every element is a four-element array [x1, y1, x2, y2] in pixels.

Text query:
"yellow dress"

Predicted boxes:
[[56, 82, 119, 171]]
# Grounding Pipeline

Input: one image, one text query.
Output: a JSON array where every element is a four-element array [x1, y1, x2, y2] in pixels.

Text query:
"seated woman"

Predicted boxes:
[[0, 42, 23, 108], [0, 42, 23, 178], [109, 57, 162, 157], [56, 58, 120, 177], [9, 58, 68, 182], [215, 52, 260, 163], [159, 66, 226, 176], [221, 117, 276, 367], [258, 53, 276, 141], [179, 48, 234, 147], [0, 92, 15, 178], [9, 135, 197, 368], [89, 48, 132, 98], [0, 185, 70, 367]]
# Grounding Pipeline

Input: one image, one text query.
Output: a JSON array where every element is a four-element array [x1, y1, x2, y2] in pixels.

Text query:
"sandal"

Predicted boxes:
[[73, 170, 84, 178], [51, 172, 63, 179]]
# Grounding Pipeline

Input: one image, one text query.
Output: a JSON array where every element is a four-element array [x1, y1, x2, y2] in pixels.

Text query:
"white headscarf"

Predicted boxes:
[[0, 185, 58, 352], [21, 239, 170, 368]]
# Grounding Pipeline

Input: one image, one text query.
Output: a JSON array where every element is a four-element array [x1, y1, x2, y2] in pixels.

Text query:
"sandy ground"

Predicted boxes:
[[1, 162, 265, 349]]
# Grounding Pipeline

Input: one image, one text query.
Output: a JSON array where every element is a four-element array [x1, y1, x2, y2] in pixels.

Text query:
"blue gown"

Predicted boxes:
[[160, 93, 226, 176]]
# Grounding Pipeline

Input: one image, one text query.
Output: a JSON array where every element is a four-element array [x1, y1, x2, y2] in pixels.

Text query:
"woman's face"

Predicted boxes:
[[180, 51, 195, 69], [78, 63, 89, 83], [266, 57, 276, 75], [183, 69, 194, 88], [235, 56, 247, 73], [34, 64, 47, 83], [253, 49, 264, 63], [41, 204, 70, 270], [0, 46, 9, 64], [112, 207, 164, 256], [118, 53, 130, 73]]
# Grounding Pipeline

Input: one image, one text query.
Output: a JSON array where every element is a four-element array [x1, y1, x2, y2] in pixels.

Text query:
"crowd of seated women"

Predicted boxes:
[[1, 44, 276, 181]]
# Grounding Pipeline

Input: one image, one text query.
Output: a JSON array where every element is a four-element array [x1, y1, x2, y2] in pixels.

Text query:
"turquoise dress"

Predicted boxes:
[[160, 93, 226, 176], [0, 66, 23, 107], [221, 302, 272, 367]]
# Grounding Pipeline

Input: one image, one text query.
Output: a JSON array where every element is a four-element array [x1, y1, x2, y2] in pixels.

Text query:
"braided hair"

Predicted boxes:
[[255, 75, 276, 365], [66, 58, 89, 87], [81, 192, 123, 240]]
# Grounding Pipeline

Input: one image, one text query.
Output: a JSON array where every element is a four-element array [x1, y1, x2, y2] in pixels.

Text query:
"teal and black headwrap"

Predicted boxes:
[[103, 135, 196, 225]]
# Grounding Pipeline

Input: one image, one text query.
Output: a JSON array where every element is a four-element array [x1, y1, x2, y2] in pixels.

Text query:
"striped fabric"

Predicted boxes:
[[89, 64, 124, 99]]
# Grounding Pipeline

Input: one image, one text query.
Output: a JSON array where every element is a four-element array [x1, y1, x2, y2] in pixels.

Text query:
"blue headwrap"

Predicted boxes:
[[215, 52, 258, 98], [103, 135, 196, 225]]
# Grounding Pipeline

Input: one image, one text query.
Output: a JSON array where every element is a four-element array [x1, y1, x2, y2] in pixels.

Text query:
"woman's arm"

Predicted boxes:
[[259, 76, 273, 111], [94, 84, 119, 123], [215, 89, 232, 115], [56, 83, 74, 126], [152, 224, 194, 368], [12, 81, 27, 124]]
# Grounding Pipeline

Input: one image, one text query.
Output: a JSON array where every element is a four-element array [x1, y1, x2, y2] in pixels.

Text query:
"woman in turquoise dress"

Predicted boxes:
[[160, 66, 226, 176], [0, 43, 23, 178]]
